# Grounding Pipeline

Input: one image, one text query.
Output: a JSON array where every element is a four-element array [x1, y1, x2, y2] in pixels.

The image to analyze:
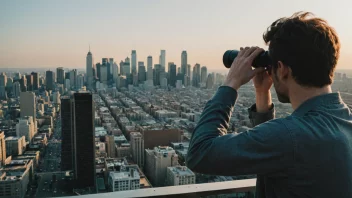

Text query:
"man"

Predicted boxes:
[[186, 12, 352, 198]]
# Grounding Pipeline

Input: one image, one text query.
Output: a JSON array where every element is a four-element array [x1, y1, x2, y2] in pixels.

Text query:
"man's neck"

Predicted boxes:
[[289, 84, 332, 110]]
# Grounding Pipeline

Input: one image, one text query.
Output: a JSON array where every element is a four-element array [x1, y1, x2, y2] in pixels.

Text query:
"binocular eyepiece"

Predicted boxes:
[[223, 50, 271, 68]]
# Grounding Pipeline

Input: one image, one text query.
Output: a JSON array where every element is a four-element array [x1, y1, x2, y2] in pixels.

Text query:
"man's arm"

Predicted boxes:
[[186, 86, 294, 176]]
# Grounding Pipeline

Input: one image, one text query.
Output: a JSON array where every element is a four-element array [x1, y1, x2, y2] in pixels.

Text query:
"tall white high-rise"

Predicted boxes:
[[86, 48, 94, 89], [130, 132, 144, 168], [159, 50, 166, 71], [131, 50, 137, 74], [16, 116, 35, 143], [20, 92, 36, 132], [147, 56, 153, 81]]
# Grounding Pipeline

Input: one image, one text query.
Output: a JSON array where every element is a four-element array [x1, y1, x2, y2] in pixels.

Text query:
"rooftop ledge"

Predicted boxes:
[[68, 179, 256, 198]]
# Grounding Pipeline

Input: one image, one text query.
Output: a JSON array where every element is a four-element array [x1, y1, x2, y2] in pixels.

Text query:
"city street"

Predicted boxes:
[[34, 114, 71, 198], [36, 172, 70, 197]]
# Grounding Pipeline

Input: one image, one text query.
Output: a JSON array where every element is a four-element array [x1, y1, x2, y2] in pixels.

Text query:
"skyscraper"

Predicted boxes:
[[86, 49, 94, 89], [57, 67, 65, 84], [112, 62, 118, 81], [138, 62, 146, 83], [186, 64, 191, 86], [192, 63, 201, 87], [45, 70, 55, 91], [130, 132, 144, 168], [122, 57, 131, 76], [206, 73, 214, 89], [159, 50, 166, 71], [31, 72, 39, 90], [95, 63, 101, 81], [72, 92, 95, 189], [169, 63, 177, 87], [131, 50, 137, 74], [100, 65, 108, 84], [201, 66, 208, 84], [0, 132, 6, 166], [101, 58, 111, 83], [26, 74, 33, 91], [109, 58, 114, 81], [20, 75, 27, 92], [20, 92, 36, 131], [77, 74, 84, 89], [61, 96, 73, 171], [181, 51, 187, 83], [14, 72, 21, 81], [69, 69, 77, 89], [154, 64, 162, 86], [0, 73, 7, 100], [6, 77, 13, 91], [147, 56, 153, 82], [12, 82, 21, 98]]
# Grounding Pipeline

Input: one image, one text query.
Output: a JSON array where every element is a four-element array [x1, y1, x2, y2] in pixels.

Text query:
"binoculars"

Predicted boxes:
[[223, 50, 271, 68]]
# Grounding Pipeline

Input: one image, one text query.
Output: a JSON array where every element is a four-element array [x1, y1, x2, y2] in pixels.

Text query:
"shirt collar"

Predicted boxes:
[[292, 92, 343, 117]]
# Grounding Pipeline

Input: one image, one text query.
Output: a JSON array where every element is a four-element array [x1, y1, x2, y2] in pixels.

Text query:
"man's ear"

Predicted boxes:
[[277, 61, 290, 80]]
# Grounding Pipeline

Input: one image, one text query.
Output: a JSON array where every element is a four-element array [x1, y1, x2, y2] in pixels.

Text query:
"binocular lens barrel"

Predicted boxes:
[[223, 50, 271, 68]]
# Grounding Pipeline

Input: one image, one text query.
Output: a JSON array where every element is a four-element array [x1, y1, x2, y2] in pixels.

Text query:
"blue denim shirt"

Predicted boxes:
[[186, 86, 352, 198]]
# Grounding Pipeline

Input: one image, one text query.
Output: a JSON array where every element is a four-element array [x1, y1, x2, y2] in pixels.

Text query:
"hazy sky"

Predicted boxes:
[[1, 0, 351, 71]]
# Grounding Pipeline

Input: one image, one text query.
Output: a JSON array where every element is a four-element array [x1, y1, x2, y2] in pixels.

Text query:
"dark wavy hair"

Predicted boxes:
[[263, 12, 340, 87]]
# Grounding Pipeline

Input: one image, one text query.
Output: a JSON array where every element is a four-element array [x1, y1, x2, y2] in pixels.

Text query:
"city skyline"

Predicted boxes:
[[1, 0, 352, 70]]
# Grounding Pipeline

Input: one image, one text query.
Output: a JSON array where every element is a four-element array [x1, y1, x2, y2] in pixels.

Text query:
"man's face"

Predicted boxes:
[[272, 66, 290, 103]]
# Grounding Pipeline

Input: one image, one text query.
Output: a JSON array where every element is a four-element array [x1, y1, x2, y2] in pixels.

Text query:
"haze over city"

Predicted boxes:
[[1, 0, 352, 71]]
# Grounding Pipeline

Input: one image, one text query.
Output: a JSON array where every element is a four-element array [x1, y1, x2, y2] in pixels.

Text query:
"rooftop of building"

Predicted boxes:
[[105, 158, 129, 170], [5, 136, 21, 141], [167, 166, 195, 177], [109, 168, 140, 180]]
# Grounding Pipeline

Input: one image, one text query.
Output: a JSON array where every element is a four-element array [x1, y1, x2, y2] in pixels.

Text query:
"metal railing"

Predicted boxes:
[[67, 179, 256, 198]]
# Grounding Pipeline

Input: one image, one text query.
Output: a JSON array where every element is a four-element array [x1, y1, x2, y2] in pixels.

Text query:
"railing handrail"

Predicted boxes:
[[67, 179, 256, 198]]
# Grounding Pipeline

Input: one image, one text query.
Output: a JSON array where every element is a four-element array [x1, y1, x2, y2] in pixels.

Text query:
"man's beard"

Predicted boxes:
[[275, 86, 290, 103], [272, 70, 290, 103]]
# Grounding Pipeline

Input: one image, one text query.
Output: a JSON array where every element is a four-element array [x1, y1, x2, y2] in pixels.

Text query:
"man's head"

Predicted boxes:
[[263, 12, 340, 103]]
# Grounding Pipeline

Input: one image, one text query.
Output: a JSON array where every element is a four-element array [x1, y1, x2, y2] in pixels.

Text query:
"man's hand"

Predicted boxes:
[[224, 47, 266, 90]]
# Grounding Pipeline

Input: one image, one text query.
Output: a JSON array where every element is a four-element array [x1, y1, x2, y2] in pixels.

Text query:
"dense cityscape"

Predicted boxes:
[[0, 49, 350, 198]]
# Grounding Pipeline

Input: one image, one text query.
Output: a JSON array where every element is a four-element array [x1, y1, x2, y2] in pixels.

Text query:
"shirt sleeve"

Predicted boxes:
[[248, 103, 275, 127], [186, 86, 294, 176]]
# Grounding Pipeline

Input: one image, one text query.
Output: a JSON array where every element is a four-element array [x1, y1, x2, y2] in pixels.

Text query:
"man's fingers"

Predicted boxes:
[[238, 47, 245, 56], [243, 46, 258, 57], [252, 67, 266, 76], [248, 48, 264, 61]]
